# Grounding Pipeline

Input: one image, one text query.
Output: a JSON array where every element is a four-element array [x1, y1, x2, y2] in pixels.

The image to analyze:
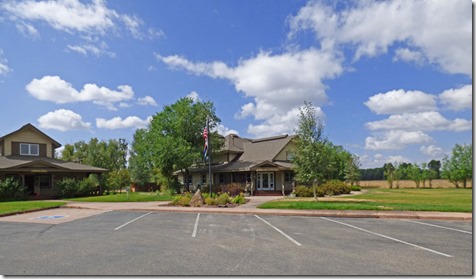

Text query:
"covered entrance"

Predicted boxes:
[[256, 172, 274, 190]]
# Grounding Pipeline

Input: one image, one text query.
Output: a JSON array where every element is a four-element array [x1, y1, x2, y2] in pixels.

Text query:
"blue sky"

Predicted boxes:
[[0, 0, 472, 168]]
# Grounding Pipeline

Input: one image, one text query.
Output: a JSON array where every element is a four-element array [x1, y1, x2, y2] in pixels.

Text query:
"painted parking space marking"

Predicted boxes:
[[321, 217, 453, 258], [401, 219, 472, 235], [114, 212, 153, 231], [192, 213, 200, 238], [255, 215, 302, 246]]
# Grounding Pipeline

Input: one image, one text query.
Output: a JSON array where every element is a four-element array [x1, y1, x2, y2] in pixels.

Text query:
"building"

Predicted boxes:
[[0, 124, 107, 198], [177, 134, 296, 195]]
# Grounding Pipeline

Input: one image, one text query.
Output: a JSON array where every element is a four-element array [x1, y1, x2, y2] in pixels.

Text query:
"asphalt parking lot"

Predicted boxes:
[[0, 209, 472, 275]]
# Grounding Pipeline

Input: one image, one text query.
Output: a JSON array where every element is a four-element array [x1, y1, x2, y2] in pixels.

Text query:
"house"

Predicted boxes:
[[177, 134, 296, 195], [0, 124, 107, 198]]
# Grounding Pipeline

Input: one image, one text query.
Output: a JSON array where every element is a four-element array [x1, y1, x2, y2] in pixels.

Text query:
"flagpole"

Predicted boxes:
[[207, 116, 212, 196]]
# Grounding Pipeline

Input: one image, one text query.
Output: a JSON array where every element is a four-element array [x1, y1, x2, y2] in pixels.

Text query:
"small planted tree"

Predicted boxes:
[[442, 144, 472, 188], [383, 163, 395, 189], [293, 101, 333, 200]]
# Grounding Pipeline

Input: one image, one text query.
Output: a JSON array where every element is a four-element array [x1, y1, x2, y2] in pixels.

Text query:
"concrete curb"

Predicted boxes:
[[60, 204, 473, 221]]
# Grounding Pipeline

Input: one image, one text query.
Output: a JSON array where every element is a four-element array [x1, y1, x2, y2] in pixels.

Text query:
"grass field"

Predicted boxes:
[[359, 179, 472, 189], [259, 188, 472, 212], [66, 192, 175, 202], [0, 201, 67, 216]]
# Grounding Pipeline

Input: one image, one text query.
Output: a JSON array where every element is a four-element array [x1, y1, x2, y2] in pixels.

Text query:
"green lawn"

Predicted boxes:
[[258, 188, 472, 212], [66, 192, 175, 202], [0, 201, 67, 216]]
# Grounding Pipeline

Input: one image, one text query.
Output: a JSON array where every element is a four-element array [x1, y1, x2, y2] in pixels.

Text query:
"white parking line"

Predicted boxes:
[[321, 217, 453, 258], [401, 219, 472, 234], [192, 213, 200, 238], [114, 212, 153, 231], [255, 215, 302, 246]]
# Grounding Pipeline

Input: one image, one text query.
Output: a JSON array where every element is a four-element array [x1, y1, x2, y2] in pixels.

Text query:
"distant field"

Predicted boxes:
[[359, 179, 472, 189]]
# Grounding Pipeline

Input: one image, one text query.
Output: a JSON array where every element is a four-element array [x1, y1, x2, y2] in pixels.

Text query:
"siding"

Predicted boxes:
[[274, 141, 296, 161], [4, 130, 54, 157]]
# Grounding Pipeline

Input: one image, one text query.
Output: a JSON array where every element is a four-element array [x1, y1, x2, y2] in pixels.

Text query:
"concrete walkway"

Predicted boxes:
[[61, 196, 473, 221]]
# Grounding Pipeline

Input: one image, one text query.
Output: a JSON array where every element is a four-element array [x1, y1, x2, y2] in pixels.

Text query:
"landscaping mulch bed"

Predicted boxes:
[[159, 198, 250, 208]]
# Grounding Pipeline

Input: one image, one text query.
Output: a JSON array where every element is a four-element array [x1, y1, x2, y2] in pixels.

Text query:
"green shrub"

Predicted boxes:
[[295, 185, 313, 197], [350, 185, 361, 191], [202, 192, 217, 200], [57, 177, 97, 198], [321, 180, 351, 196], [204, 196, 216, 206], [232, 193, 246, 204], [0, 177, 25, 200], [216, 193, 230, 205], [57, 178, 79, 198], [171, 193, 192, 206], [78, 177, 97, 197]]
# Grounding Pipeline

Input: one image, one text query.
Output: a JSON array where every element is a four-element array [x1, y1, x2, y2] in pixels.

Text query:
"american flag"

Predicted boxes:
[[203, 127, 208, 158]]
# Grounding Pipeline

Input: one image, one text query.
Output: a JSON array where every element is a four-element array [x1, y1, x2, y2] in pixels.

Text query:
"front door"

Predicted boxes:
[[25, 175, 35, 195], [256, 172, 274, 190]]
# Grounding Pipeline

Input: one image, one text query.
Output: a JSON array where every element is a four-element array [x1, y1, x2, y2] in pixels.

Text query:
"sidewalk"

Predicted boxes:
[[62, 196, 472, 221]]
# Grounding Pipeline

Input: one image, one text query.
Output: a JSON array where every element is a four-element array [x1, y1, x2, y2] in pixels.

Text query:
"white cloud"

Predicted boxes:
[[38, 109, 91, 131], [66, 42, 116, 58], [214, 124, 238, 136], [359, 153, 411, 168], [246, 105, 324, 138], [365, 112, 471, 132], [15, 22, 39, 38], [2, 0, 162, 57], [288, 0, 471, 76], [2, 0, 135, 36], [393, 48, 425, 65], [26, 75, 134, 110], [0, 49, 12, 75], [186, 91, 200, 102], [420, 145, 444, 157], [365, 130, 432, 150], [96, 116, 152, 129], [364, 89, 437, 114], [439, 84, 472, 111], [157, 48, 342, 137], [137, 96, 158, 106]]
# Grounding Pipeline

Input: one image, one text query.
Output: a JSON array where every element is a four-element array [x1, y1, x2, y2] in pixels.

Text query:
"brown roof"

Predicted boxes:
[[0, 123, 61, 149], [238, 134, 295, 163], [188, 134, 295, 173], [0, 156, 107, 173]]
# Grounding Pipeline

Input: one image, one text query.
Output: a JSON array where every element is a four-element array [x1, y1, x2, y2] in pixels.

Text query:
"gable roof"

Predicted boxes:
[[0, 123, 61, 149], [237, 134, 295, 163], [186, 134, 295, 174]]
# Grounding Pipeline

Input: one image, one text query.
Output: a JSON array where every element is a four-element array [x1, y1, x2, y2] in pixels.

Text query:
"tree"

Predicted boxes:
[[383, 163, 395, 189], [60, 138, 129, 194], [393, 162, 405, 189], [442, 144, 472, 188], [427, 160, 441, 188], [407, 163, 423, 188], [293, 101, 329, 189], [142, 97, 221, 192], [129, 128, 153, 187], [344, 154, 361, 186]]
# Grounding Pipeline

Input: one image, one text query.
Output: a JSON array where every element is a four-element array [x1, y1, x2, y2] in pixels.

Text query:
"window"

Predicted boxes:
[[285, 171, 295, 182], [219, 173, 226, 184], [39, 175, 51, 189], [201, 174, 207, 184], [20, 143, 39, 156]]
